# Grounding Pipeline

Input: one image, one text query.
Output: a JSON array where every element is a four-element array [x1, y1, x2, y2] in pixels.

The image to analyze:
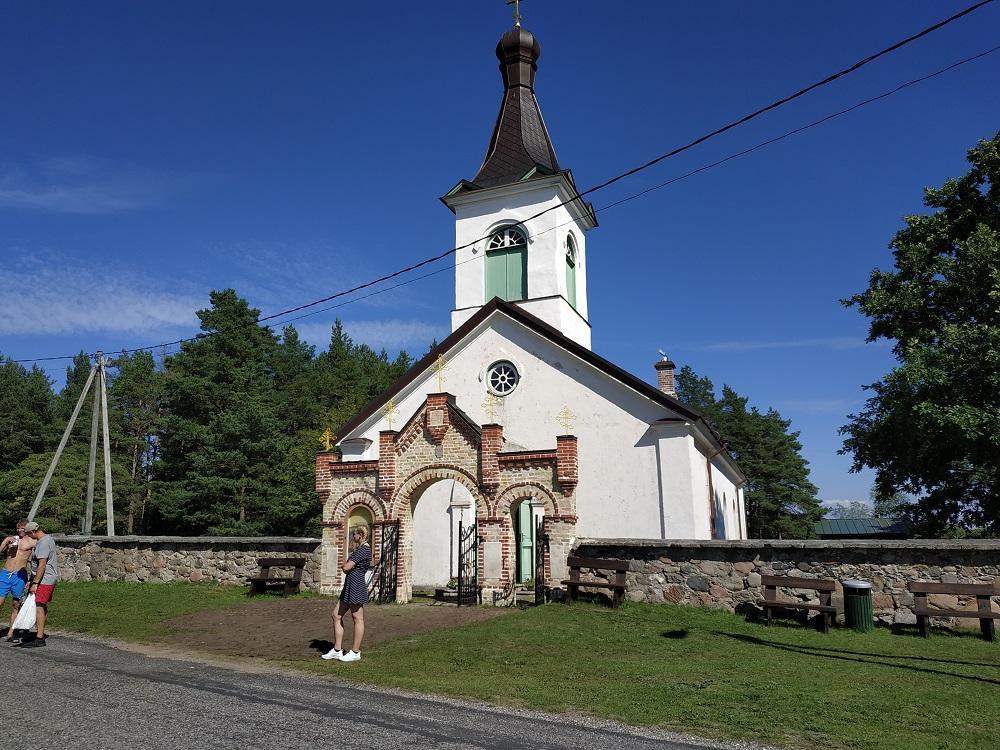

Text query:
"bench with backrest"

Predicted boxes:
[[908, 580, 999, 642], [760, 574, 837, 632], [561, 556, 628, 608], [248, 557, 306, 597]]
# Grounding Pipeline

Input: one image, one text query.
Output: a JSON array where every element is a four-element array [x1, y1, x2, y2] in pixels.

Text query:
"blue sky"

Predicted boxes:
[[1, 1, 998, 505]]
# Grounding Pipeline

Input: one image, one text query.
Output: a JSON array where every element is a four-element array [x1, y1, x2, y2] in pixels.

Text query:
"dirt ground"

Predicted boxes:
[[160, 597, 511, 660]]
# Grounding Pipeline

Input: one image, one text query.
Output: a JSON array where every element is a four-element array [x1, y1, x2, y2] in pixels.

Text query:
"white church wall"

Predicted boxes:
[[344, 310, 710, 541], [655, 424, 700, 538], [448, 177, 592, 347]]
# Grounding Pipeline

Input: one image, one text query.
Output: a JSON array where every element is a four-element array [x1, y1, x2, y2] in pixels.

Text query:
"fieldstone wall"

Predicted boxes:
[[573, 538, 1000, 629], [53, 536, 322, 591]]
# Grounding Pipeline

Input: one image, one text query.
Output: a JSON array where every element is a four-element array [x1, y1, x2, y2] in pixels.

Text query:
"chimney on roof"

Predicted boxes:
[[655, 351, 677, 398]]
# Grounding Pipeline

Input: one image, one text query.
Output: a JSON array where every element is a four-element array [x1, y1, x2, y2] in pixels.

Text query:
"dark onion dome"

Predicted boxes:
[[471, 26, 561, 190]]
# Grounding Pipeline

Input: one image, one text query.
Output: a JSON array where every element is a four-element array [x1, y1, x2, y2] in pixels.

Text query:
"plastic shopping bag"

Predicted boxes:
[[12, 593, 36, 631]]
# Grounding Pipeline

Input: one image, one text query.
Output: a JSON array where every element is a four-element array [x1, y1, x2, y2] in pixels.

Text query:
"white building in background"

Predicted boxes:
[[316, 22, 746, 602]]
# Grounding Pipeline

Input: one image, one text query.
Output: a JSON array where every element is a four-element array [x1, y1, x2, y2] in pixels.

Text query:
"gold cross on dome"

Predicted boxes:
[[433, 354, 448, 392], [319, 428, 335, 452], [383, 399, 399, 430], [556, 406, 576, 434], [505, 0, 522, 28], [482, 392, 500, 422]]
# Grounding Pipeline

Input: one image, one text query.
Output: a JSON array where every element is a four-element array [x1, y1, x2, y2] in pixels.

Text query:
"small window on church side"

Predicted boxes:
[[486, 360, 519, 396], [565, 235, 578, 309]]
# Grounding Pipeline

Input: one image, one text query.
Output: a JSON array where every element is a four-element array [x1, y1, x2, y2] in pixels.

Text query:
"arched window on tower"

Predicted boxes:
[[485, 226, 527, 302], [565, 234, 578, 308]]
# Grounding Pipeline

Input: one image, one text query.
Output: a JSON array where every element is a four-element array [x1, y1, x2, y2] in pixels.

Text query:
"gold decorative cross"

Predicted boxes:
[[433, 354, 448, 392], [556, 405, 576, 434], [319, 428, 335, 452], [482, 392, 500, 422], [505, 0, 522, 28], [383, 399, 399, 430]]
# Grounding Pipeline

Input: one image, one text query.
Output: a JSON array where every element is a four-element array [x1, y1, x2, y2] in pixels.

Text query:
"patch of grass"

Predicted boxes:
[[51, 581, 262, 641], [294, 603, 999, 750]]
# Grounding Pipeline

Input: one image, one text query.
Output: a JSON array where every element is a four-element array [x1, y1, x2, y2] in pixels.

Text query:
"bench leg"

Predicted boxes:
[[918, 614, 930, 638], [981, 618, 996, 643], [820, 612, 830, 634], [764, 605, 772, 627]]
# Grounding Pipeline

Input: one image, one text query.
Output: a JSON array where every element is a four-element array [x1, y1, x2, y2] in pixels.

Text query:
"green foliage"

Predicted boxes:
[[842, 133, 1000, 535], [0, 290, 422, 537], [676, 365, 823, 538]]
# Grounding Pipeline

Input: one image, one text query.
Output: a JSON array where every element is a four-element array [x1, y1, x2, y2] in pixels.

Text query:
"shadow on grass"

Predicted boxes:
[[661, 629, 690, 640], [718, 632, 1000, 685]]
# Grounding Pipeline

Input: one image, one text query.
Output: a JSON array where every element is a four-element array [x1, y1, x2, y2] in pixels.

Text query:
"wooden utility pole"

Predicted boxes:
[[29, 351, 116, 535]]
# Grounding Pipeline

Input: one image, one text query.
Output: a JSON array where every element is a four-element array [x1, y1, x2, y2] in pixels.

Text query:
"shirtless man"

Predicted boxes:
[[0, 520, 33, 641]]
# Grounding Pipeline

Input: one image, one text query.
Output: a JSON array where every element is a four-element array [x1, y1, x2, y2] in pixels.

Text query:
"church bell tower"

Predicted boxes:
[[442, 22, 598, 349]]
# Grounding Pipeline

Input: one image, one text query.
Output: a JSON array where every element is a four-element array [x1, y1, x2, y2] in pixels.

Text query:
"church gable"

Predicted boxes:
[[393, 393, 482, 491]]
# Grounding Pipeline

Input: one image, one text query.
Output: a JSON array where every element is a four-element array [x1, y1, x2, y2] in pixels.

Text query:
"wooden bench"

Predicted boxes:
[[761, 574, 837, 632], [908, 580, 999, 642], [248, 557, 306, 597], [561, 556, 628, 608]]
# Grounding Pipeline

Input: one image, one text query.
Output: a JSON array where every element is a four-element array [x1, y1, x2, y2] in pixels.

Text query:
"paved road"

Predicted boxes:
[[4, 634, 760, 750]]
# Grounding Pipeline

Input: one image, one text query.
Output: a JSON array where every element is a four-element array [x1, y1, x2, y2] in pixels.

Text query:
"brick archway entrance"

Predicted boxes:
[[316, 392, 578, 602]]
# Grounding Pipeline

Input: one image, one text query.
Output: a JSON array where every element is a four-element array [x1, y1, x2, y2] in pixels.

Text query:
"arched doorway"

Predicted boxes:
[[346, 505, 374, 559], [409, 478, 475, 591]]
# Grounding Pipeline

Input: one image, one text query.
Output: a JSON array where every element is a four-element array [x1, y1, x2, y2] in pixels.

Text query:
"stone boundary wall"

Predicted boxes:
[[53, 536, 323, 591], [573, 538, 1000, 628]]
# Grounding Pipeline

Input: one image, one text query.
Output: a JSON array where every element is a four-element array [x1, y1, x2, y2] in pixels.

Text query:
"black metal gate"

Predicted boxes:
[[534, 517, 548, 606], [368, 520, 399, 604], [457, 521, 478, 606]]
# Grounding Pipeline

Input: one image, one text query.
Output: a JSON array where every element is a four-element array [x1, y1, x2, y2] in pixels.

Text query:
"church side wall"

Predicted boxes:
[[51, 536, 322, 590], [574, 538, 1000, 629]]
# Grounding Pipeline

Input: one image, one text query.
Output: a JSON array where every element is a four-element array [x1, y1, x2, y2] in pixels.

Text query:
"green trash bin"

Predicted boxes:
[[843, 579, 874, 632]]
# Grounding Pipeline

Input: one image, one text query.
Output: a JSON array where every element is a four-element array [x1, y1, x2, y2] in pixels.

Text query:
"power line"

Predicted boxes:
[[7, 2, 996, 365]]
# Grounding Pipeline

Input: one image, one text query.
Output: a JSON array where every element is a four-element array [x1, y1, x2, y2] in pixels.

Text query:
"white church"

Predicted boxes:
[[315, 22, 747, 602]]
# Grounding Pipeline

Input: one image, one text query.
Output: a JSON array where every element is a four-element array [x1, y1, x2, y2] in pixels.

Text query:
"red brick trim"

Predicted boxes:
[[328, 460, 378, 474], [498, 450, 557, 465], [392, 464, 486, 519], [494, 481, 561, 517]]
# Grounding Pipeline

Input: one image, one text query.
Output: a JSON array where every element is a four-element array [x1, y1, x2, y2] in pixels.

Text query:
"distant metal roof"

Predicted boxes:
[[814, 517, 912, 538]]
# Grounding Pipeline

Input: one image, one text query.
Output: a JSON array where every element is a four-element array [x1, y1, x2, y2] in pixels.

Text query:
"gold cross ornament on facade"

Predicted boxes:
[[482, 392, 500, 422], [319, 428, 335, 452], [505, 0, 522, 28], [556, 405, 576, 434], [383, 399, 399, 430], [433, 354, 448, 392]]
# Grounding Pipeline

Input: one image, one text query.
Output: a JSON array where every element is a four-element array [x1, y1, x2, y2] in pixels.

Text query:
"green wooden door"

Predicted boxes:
[[486, 246, 527, 302], [517, 501, 534, 583]]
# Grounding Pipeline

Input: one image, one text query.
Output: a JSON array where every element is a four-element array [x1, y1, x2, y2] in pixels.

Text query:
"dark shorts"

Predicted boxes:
[[34, 583, 55, 604]]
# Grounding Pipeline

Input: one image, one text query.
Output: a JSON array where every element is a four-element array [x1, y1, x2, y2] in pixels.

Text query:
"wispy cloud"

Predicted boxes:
[[0, 156, 202, 214], [295, 318, 444, 352], [692, 337, 871, 353], [779, 398, 859, 415], [0, 254, 202, 335]]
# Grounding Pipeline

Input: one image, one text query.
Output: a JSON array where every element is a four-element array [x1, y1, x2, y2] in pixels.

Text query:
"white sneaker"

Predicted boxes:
[[338, 650, 361, 662], [320, 648, 343, 660]]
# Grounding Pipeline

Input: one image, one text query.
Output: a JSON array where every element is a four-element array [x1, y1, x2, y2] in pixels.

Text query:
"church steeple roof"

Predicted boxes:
[[471, 26, 561, 189]]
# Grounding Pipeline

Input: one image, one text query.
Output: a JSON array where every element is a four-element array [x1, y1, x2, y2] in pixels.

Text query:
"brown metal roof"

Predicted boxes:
[[471, 27, 561, 189]]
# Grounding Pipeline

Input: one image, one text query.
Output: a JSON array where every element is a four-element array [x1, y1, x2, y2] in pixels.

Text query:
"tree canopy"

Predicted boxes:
[[842, 133, 1000, 536]]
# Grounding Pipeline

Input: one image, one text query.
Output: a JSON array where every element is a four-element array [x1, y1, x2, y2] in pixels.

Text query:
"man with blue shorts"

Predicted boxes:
[[0, 521, 32, 641]]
